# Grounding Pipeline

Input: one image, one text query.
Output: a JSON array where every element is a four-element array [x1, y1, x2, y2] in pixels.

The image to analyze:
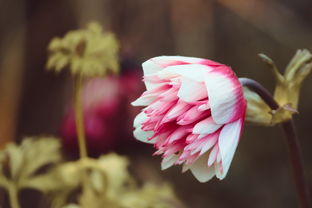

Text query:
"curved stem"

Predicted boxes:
[[282, 120, 311, 208], [239, 78, 279, 110], [74, 75, 88, 158], [240, 77, 311, 208]]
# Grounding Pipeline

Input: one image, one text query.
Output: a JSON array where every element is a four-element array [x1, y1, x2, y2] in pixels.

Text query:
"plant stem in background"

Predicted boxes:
[[240, 78, 311, 208], [8, 185, 20, 208], [74, 75, 88, 158], [282, 120, 311, 208]]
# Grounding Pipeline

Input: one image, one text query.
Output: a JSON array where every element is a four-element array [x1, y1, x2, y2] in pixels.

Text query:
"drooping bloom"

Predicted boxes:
[[132, 56, 246, 182]]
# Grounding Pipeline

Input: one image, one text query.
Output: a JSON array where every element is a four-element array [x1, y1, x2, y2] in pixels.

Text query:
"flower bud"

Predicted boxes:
[[243, 87, 273, 126], [245, 49, 312, 125]]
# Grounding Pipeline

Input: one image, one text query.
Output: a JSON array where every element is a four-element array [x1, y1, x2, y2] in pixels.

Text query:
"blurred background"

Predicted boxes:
[[1, 0, 312, 207]]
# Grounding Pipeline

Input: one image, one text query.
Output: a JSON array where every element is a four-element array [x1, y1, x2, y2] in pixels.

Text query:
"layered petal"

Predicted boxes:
[[133, 111, 148, 128], [177, 77, 207, 103], [161, 154, 180, 170], [204, 70, 246, 124], [216, 118, 244, 179], [159, 64, 213, 82], [143, 56, 206, 76], [189, 153, 215, 183], [133, 127, 154, 144], [193, 117, 222, 135], [142, 56, 206, 90]]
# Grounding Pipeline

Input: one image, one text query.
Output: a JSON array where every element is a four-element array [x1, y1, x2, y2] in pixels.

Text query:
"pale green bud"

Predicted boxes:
[[245, 49, 312, 125]]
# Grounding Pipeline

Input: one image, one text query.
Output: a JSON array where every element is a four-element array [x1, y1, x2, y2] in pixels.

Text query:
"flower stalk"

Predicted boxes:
[[8, 184, 20, 208], [282, 120, 311, 208], [46, 22, 120, 158], [74, 75, 88, 158], [240, 78, 311, 208]]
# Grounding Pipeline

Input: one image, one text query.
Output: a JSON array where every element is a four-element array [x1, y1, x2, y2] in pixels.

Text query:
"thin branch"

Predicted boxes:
[[240, 77, 311, 208]]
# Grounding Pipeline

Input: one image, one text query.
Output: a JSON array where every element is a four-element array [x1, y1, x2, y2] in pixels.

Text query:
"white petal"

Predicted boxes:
[[142, 56, 204, 76], [142, 58, 167, 91], [199, 134, 218, 155], [131, 95, 157, 106], [204, 70, 245, 124], [141, 56, 218, 91], [158, 64, 213, 82], [182, 163, 191, 173], [133, 127, 155, 144], [177, 77, 207, 103], [147, 56, 205, 70], [193, 117, 222, 135], [214, 163, 223, 179], [133, 111, 148, 128], [161, 154, 179, 170], [207, 145, 218, 166], [216, 119, 243, 180], [198, 103, 210, 111], [142, 58, 163, 76], [189, 153, 216, 183]]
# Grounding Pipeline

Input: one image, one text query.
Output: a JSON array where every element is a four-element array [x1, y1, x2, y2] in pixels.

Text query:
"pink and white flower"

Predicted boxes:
[[132, 56, 246, 182]]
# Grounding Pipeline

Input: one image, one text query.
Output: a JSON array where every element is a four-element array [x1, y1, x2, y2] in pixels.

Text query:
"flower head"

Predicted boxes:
[[47, 22, 119, 77], [132, 56, 246, 182]]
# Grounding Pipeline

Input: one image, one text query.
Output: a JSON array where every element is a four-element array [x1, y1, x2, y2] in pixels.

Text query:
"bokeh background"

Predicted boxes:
[[1, 0, 312, 207]]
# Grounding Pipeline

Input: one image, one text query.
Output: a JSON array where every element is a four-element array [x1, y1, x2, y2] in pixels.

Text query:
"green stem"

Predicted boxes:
[[8, 185, 20, 208], [74, 75, 88, 158]]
